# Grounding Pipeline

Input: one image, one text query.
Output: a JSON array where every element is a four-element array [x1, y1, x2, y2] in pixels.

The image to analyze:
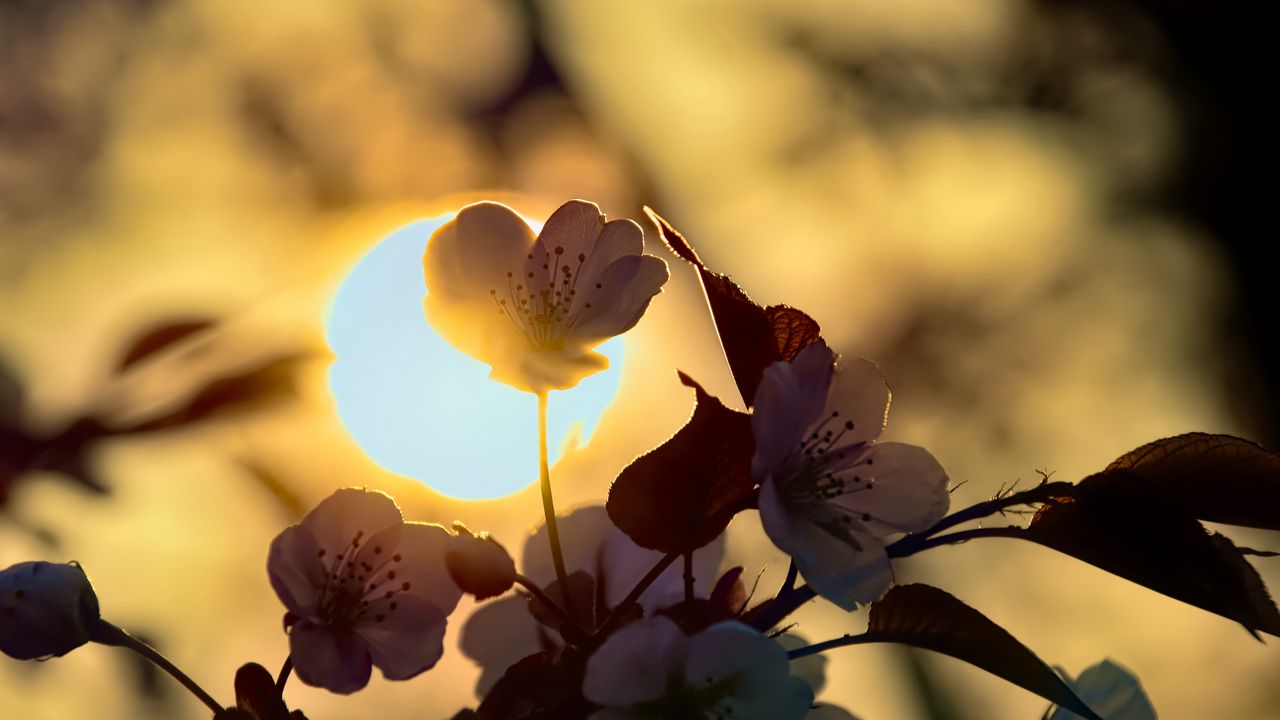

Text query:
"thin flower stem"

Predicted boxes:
[[597, 551, 679, 638], [884, 481, 1071, 557], [887, 526, 1026, 557], [89, 620, 223, 714], [537, 390, 576, 619], [683, 552, 694, 603], [743, 583, 816, 632], [786, 631, 874, 660], [276, 656, 293, 693], [514, 573, 590, 639]]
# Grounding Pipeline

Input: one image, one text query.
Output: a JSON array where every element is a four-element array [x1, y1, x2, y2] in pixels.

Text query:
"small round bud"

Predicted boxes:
[[446, 522, 516, 601], [0, 561, 101, 660]]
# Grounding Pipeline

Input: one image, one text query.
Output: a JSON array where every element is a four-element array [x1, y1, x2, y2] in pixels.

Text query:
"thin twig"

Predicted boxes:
[[596, 552, 679, 638], [536, 391, 576, 619], [90, 621, 223, 714]]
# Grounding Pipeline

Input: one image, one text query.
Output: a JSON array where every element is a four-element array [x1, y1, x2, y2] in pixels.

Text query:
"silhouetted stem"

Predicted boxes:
[[884, 481, 1071, 558], [786, 631, 873, 660], [888, 526, 1027, 557], [276, 657, 293, 693], [597, 551, 679, 638], [683, 553, 694, 603], [537, 391, 575, 619], [779, 559, 798, 597], [90, 620, 223, 714], [514, 573, 589, 643]]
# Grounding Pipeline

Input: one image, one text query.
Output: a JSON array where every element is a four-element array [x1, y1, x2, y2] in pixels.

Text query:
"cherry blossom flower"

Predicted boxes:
[[267, 488, 462, 694], [422, 200, 669, 393], [752, 342, 950, 609], [582, 615, 813, 720], [1048, 659, 1157, 720], [0, 561, 101, 660]]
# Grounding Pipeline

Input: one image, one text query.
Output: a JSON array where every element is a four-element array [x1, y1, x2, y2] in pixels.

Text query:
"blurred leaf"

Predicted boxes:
[[476, 649, 591, 720], [115, 318, 216, 373], [607, 372, 755, 553], [1020, 472, 1280, 638], [1100, 432, 1280, 530], [449, 711, 479, 720], [238, 461, 306, 521], [129, 354, 303, 433], [865, 585, 1101, 720], [645, 208, 822, 407], [0, 350, 23, 428]]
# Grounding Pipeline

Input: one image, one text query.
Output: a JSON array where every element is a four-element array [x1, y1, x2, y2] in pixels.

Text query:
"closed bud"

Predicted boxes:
[[0, 561, 101, 660], [446, 522, 516, 601]]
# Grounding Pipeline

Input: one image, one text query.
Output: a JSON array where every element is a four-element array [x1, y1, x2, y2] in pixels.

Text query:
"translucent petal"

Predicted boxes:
[[298, 488, 403, 558], [423, 201, 535, 302], [752, 343, 836, 479], [357, 595, 449, 681], [568, 254, 669, 342], [389, 523, 462, 615], [266, 525, 326, 617], [288, 620, 373, 695], [828, 442, 950, 536]]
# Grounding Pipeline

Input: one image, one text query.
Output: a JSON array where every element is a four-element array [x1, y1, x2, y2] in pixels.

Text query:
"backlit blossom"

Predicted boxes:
[[0, 561, 101, 660], [267, 488, 462, 694], [423, 200, 669, 393], [1048, 659, 1157, 720], [582, 615, 813, 720], [752, 342, 950, 609]]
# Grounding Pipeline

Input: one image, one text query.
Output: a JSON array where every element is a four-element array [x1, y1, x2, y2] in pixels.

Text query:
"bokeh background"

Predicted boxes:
[[2, 0, 1276, 718]]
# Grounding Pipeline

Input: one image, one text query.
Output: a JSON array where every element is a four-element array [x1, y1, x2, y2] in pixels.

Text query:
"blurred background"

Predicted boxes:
[[2, 0, 1275, 718]]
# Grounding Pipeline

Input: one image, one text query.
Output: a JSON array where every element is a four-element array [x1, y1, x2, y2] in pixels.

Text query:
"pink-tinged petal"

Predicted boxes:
[[601, 525, 725, 613], [424, 292, 537, 389], [823, 357, 891, 446], [759, 477, 892, 610], [288, 620, 373, 695], [387, 522, 462, 615], [521, 506, 615, 587], [423, 201, 536, 302], [583, 615, 689, 707], [568, 254, 669, 342], [830, 442, 950, 536], [300, 488, 403, 558], [534, 200, 608, 272], [459, 595, 542, 695], [752, 344, 836, 479], [501, 346, 610, 394], [357, 595, 449, 681], [267, 525, 326, 617], [577, 218, 645, 287]]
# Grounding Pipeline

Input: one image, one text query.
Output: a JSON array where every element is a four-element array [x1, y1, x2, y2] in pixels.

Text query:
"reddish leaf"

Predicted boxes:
[[607, 373, 756, 553], [1100, 432, 1280, 530], [116, 318, 216, 373], [645, 208, 822, 407], [1020, 472, 1280, 638], [865, 585, 1102, 720]]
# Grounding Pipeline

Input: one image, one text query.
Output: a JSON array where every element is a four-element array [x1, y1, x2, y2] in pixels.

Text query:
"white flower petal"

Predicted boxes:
[[536, 199, 608, 267], [389, 522, 462, 615], [522, 506, 616, 587], [502, 345, 611, 393], [583, 615, 688, 707], [423, 201, 536, 302], [760, 476, 892, 610], [569, 254, 669, 342], [357, 595, 449, 681], [289, 620, 373, 695], [1050, 659, 1157, 720], [829, 442, 950, 536], [458, 595, 542, 696], [684, 621, 814, 720], [299, 487, 403, 558], [824, 357, 891, 447], [266, 525, 326, 617], [752, 343, 836, 478]]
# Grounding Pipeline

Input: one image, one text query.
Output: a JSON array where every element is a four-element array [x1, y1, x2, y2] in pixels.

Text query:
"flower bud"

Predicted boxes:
[[446, 522, 516, 601], [0, 561, 101, 660]]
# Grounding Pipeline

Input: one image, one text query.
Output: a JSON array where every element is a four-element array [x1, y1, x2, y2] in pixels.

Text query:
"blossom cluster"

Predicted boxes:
[[12, 198, 1277, 719]]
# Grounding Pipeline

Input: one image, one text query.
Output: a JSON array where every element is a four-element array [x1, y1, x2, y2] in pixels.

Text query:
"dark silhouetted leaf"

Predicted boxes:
[[1100, 432, 1280, 530], [529, 571, 597, 638], [865, 585, 1101, 720], [116, 318, 216, 373], [130, 354, 303, 433], [607, 372, 755, 553], [0, 351, 23, 428], [1020, 472, 1280, 638], [222, 662, 308, 720], [476, 649, 591, 720], [645, 208, 822, 407]]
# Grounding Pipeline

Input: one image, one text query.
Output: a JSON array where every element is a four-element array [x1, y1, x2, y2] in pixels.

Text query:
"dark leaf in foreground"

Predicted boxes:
[[865, 585, 1101, 720], [116, 318, 216, 373], [0, 351, 22, 428], [476, 650, 591, 720], [1100, 432, 1280, 530], [645, 208, 822, 407], [1020, 472, 1280, 638], [212, 662, 307, 720], [607, 373, 755, 553], [529, 571, 598, 638]]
